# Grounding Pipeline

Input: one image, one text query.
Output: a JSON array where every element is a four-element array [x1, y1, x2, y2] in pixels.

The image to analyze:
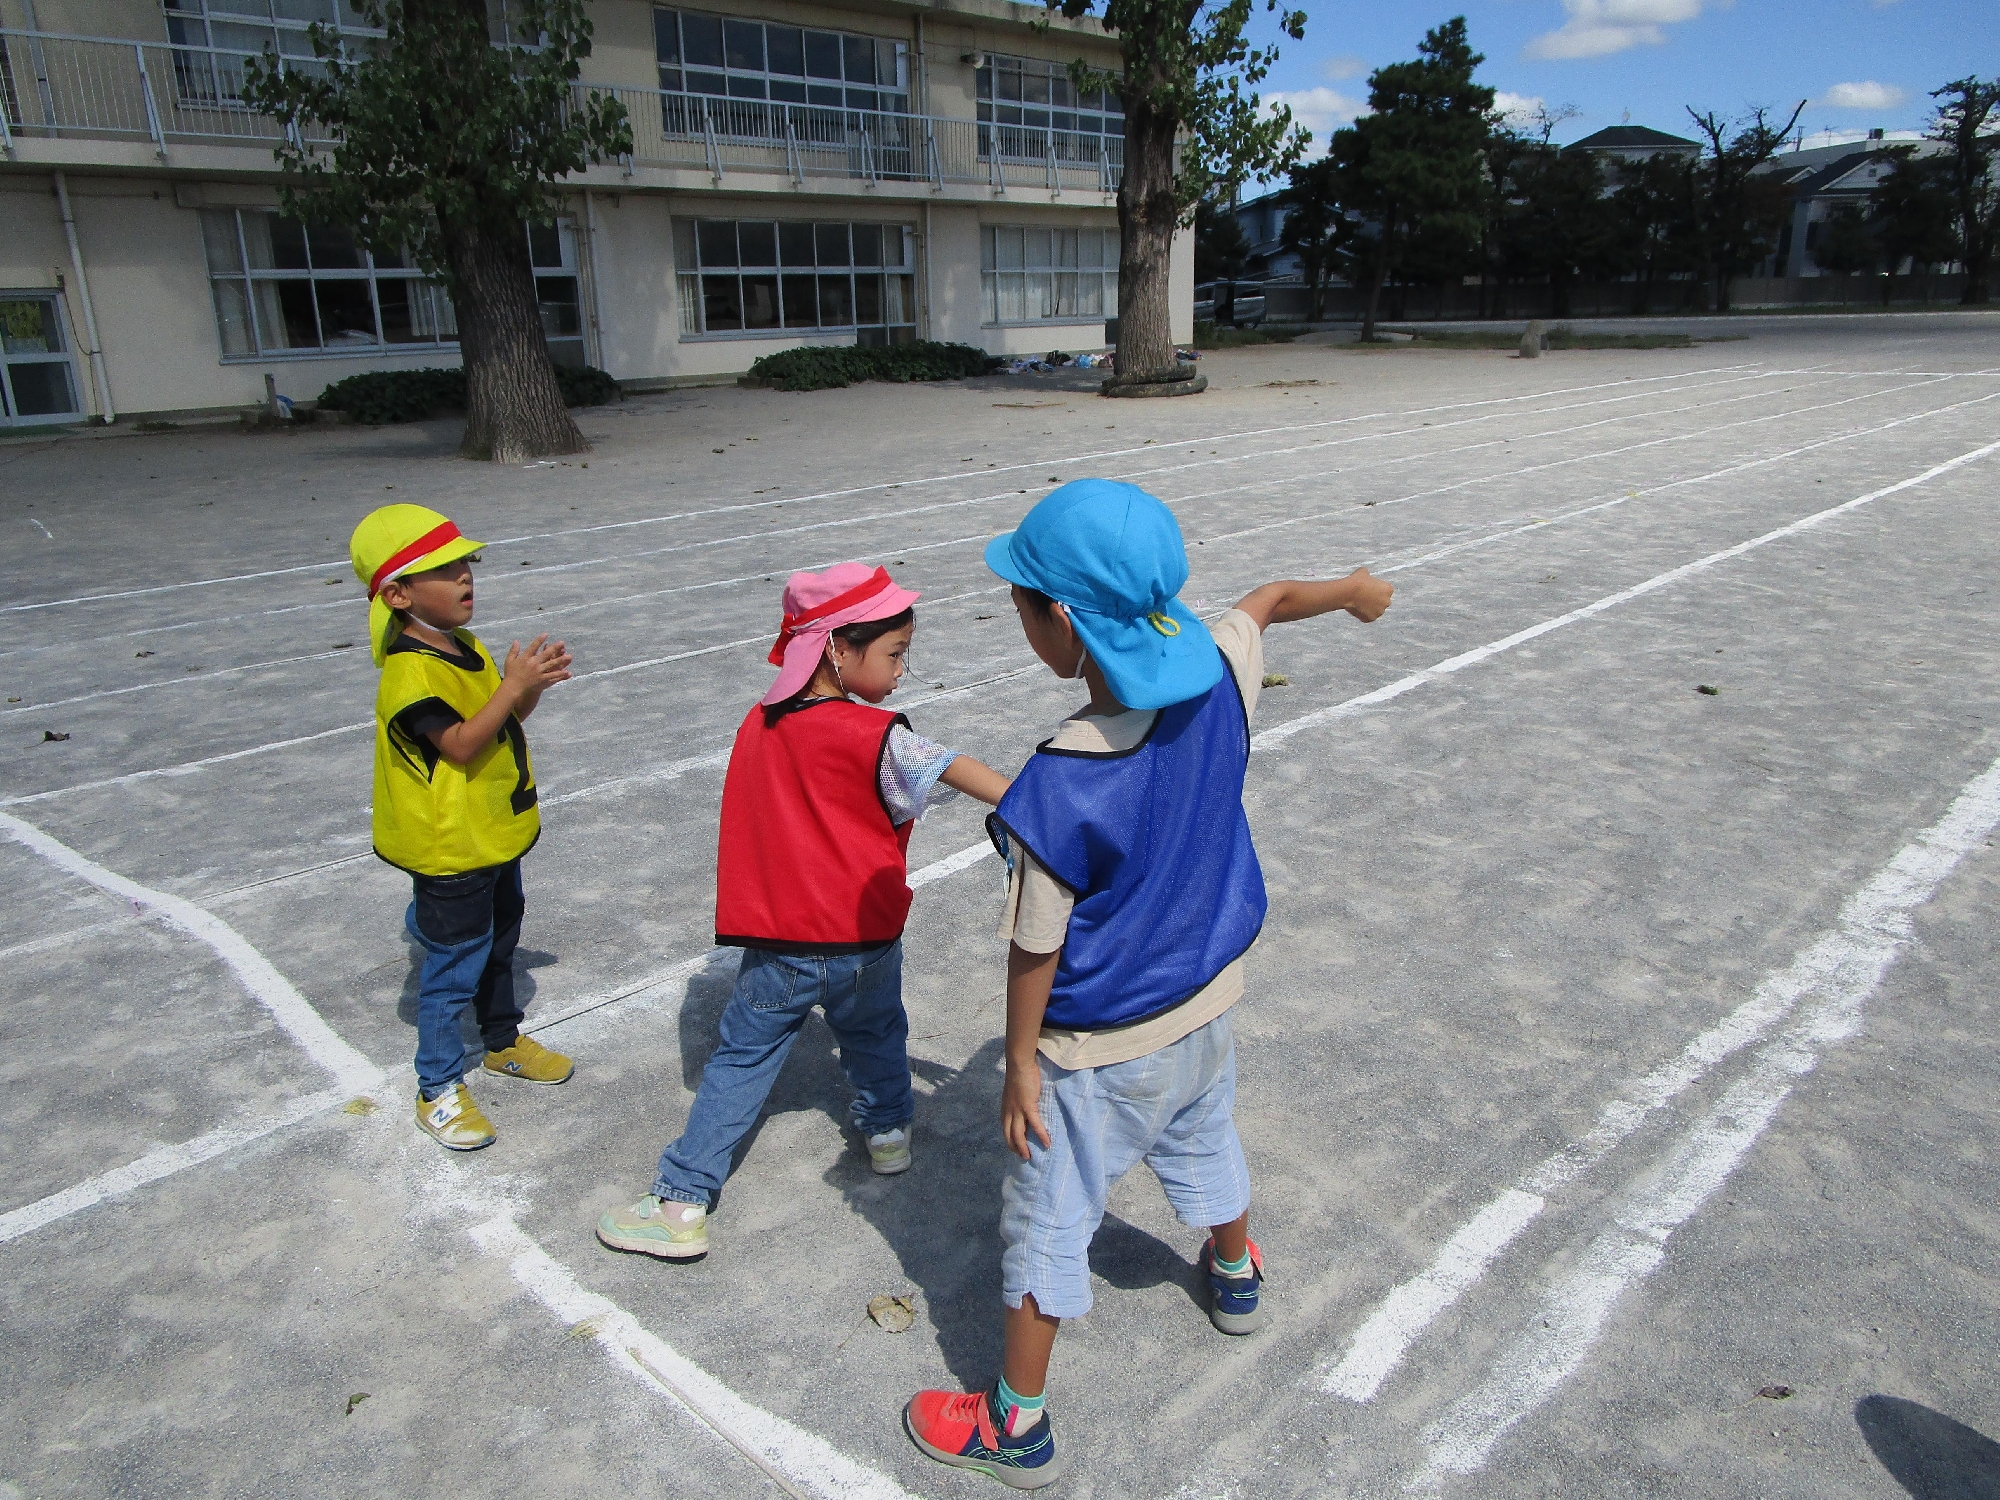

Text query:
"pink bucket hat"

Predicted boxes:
[[762, 562, 920, 706]]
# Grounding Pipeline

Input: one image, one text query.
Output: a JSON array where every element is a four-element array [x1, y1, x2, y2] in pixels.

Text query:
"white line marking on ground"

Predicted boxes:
[[523, 951, 731, 1034], [910, 841, 997, 887], [0, 368, 1761, 616], [1253, 432, 2000, 752], [1402, 750, 2000, 1487], [468, 1213, 923, 1500], [0, 811, 383, 1094], [0, 722, 371, 808], [0, 646, 359, 717], [0, 1086, 351, 1244]]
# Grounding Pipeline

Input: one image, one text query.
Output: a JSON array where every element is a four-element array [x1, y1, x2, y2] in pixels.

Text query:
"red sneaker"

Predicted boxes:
[[904, 1386, 1063, 1488]]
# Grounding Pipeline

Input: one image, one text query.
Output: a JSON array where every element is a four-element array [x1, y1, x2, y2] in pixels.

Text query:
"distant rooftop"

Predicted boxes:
[[1567, 126, 1701, 152]]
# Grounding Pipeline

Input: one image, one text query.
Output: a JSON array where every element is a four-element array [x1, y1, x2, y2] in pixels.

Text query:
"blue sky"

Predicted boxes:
[[1249, 0, 1997, 156]]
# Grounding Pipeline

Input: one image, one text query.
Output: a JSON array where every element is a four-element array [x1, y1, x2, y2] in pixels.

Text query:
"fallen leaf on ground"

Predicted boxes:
[[135, 650, 155, 658], [341, 1097, 378, 1115], [1697, 684, 1720, 696], [1263, 673, 1289, 687], [43, 730, 69, 742], [868, 1294, 916, 1333], [569, 1315, 607, 1340], [345, 1393, 370, 1416], [1757, 1385, 1793, 1400]]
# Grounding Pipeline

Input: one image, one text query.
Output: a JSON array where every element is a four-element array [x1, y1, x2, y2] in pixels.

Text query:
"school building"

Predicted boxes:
[[0, 0, 1191, 426]]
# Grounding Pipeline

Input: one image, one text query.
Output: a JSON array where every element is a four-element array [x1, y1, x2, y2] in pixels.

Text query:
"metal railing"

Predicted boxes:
[[0, 29, 335, 153], [0, 30, 1125, 195]]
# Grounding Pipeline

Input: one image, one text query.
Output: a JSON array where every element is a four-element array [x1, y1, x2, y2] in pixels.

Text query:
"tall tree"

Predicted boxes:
[[1194, 192, 1251, 324], [1684, 102, 1806, 311], [1041, 0, 1307, 392], [1810, 202, 1883, 280], [1329, 18, 1494, 341], [1871, 147, 1961, 293], [1609, 152, 1700, 311], [1926, 76, 2000, 304], [1277, 155, 1349, 320], [245, 0, 631, 460], [1497, 136, 1614, 317]]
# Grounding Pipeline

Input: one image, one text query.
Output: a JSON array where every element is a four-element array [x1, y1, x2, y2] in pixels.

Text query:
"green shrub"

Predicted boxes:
[[745, 341, 995, 392], [316, 363, 620, 424]]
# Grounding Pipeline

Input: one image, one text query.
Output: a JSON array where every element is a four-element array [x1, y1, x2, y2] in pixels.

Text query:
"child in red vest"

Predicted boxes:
[[598, 563, 1010, 1262]]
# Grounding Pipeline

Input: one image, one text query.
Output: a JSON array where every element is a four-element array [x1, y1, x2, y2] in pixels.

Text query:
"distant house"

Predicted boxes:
[[1751, 134, 1948, 276], [1233, 188, 1305, 282], [1564, 126, 1702, 167]]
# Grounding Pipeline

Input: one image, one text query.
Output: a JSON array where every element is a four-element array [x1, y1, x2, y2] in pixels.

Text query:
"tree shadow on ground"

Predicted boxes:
[[1856, 1395, 2000, 1499]]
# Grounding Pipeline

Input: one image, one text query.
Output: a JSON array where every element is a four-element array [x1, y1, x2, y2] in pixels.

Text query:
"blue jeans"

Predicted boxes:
[[653, 940, 912, 1206], [405, 860, 526, 1097]]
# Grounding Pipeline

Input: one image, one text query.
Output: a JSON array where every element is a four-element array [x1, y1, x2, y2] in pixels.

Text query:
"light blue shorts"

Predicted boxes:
[[999, 1011, 1251, 1319]]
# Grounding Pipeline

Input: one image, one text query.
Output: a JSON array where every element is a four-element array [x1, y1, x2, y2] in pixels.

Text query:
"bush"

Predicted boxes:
[[316, 363, 621, 424], [745, 340, 995, 392]]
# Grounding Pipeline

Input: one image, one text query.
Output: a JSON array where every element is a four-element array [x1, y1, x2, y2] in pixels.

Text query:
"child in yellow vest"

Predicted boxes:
[[351, 505, 576, 1151]]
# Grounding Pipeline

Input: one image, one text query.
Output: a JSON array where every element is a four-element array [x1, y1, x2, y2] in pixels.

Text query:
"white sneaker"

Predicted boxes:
[[867, 1127, 912, 1176]]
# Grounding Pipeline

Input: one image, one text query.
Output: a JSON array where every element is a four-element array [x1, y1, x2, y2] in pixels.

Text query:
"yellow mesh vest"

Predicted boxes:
[[372, 630, 540, 875]]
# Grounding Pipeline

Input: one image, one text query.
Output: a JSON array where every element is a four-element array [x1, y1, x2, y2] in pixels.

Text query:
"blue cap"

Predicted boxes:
[[985, 479, 1223, 711]]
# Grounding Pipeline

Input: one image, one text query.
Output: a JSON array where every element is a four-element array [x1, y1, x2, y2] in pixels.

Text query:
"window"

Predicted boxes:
[[199, 209, 584, 364], [981, 226, 1118, 325], [977, 54, 1122, 166], [161, 0, 382, 103], [655, 9, 906, 115], [674, 219, 915, 344], [1, 294, 84, 427]]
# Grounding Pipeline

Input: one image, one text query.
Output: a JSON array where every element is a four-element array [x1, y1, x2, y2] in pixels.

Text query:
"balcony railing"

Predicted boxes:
[[0, 29, 1124, 194]]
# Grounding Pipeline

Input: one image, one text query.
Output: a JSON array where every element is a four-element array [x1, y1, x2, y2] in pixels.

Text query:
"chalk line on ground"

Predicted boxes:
[[469, 1211, 922, 1500], [1401, 749, 2000, 1486], [0, 811, 383, 1095]]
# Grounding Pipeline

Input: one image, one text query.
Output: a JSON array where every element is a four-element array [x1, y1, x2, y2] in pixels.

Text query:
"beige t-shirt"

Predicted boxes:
[[997, 609, 1265, 1070]]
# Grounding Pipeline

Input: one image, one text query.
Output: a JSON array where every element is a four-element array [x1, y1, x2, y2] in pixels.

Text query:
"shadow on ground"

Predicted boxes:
[[1857, 1394, 2000, 1498]]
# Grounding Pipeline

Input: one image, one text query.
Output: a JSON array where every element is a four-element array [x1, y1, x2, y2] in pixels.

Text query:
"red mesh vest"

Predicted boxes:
[[714, 698, 915, 952]]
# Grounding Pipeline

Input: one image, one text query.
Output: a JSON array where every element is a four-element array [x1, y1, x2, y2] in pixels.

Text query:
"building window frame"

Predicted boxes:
[[981, 225, 1118, 326], [159, 0, 383, 106], [1, 292, 85, 427], [977, 53, 1122, 168], [654, 8, 907, 122], [673, 217, 917, 344], [199, 208, 584, 364]]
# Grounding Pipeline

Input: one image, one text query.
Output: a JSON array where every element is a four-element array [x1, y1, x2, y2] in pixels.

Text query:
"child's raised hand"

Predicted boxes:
[[1001, 1059, 1052, 1161], [504, 634, 574, 696], [1342, 568, 1394, 622]]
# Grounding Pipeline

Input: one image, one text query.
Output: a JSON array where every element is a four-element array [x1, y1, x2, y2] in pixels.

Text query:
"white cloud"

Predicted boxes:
[[1818, 80, 1907, 110], [1264, 87, 1369, 146], [1526, 0, 1705, 60], [1320, 54, 1368, 82], [1493, 91, 1548, 128]]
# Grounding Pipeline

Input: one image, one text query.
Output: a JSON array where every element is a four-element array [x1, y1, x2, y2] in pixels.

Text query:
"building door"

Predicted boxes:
[[0, 293, 85, 428]]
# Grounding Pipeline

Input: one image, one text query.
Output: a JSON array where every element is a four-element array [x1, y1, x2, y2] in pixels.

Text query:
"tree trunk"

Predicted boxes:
[[1360, 248, 1388, 341], [442, 216, 586, 462], [1107, 99, 1186, 387]]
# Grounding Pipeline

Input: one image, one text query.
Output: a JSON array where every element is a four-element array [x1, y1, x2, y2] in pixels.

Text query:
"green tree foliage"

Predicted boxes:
[[1608, 152, 1700, 309], [1277, 156, 1350, 320], [1871, 148, 1961, 282], [1810, 202, 1883, 278], [1925, 76, 2000, 304], [243, 0, 632, 460], [1329, 17, 1494, 340], [1489, 134, 1614, 317], [1194, 192, 1252, 322], [1041, 0, 1307, 388], [1684, 103, 1806, 311]]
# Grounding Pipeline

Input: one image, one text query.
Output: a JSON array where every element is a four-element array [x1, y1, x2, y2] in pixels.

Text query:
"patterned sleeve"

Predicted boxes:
[[879, 724, 962, 826]]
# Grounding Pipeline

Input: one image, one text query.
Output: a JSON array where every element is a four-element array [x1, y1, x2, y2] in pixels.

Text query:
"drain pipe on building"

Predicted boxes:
[[52, 172, 114, 424]]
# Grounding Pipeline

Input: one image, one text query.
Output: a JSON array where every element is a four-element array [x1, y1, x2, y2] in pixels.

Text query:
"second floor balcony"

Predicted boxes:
[[0, 28, 1126, 197]]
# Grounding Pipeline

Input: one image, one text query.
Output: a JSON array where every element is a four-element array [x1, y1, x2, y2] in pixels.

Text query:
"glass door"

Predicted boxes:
[[1, 294, 85, 428]]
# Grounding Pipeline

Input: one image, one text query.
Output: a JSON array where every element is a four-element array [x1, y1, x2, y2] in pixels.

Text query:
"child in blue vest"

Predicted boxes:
[[903, 480, 1393, 1488], [596, 562, 1010, 1263]]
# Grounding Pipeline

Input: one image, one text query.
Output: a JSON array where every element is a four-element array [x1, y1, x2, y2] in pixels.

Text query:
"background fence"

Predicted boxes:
[[1253, 272, 1972, 323]]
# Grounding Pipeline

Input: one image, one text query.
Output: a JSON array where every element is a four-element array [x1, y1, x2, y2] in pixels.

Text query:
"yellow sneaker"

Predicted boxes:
[[416, 1084, 495, 1151], [483, 1033, 574, 1085]]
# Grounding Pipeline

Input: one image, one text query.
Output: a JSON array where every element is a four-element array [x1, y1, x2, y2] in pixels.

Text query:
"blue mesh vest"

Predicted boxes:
[[986, 654, 1267, 1032]]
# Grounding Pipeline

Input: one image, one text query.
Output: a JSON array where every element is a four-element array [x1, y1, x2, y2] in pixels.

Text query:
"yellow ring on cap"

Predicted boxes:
[[1146, 611, 1180, 637]]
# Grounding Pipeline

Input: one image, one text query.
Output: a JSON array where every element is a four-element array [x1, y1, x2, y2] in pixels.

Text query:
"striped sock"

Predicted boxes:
[[995, 1377, 1046, 1438], [1212, 1246, 1253, 1278]]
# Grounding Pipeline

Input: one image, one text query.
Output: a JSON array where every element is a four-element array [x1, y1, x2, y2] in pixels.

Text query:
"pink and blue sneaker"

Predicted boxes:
[[1200, 1236, 1265, 1335], [904, 1385, 1063, 1489]]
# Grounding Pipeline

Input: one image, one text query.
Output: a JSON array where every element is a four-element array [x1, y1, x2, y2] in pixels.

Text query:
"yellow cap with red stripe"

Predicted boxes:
[[349, 504, 484, 665]]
